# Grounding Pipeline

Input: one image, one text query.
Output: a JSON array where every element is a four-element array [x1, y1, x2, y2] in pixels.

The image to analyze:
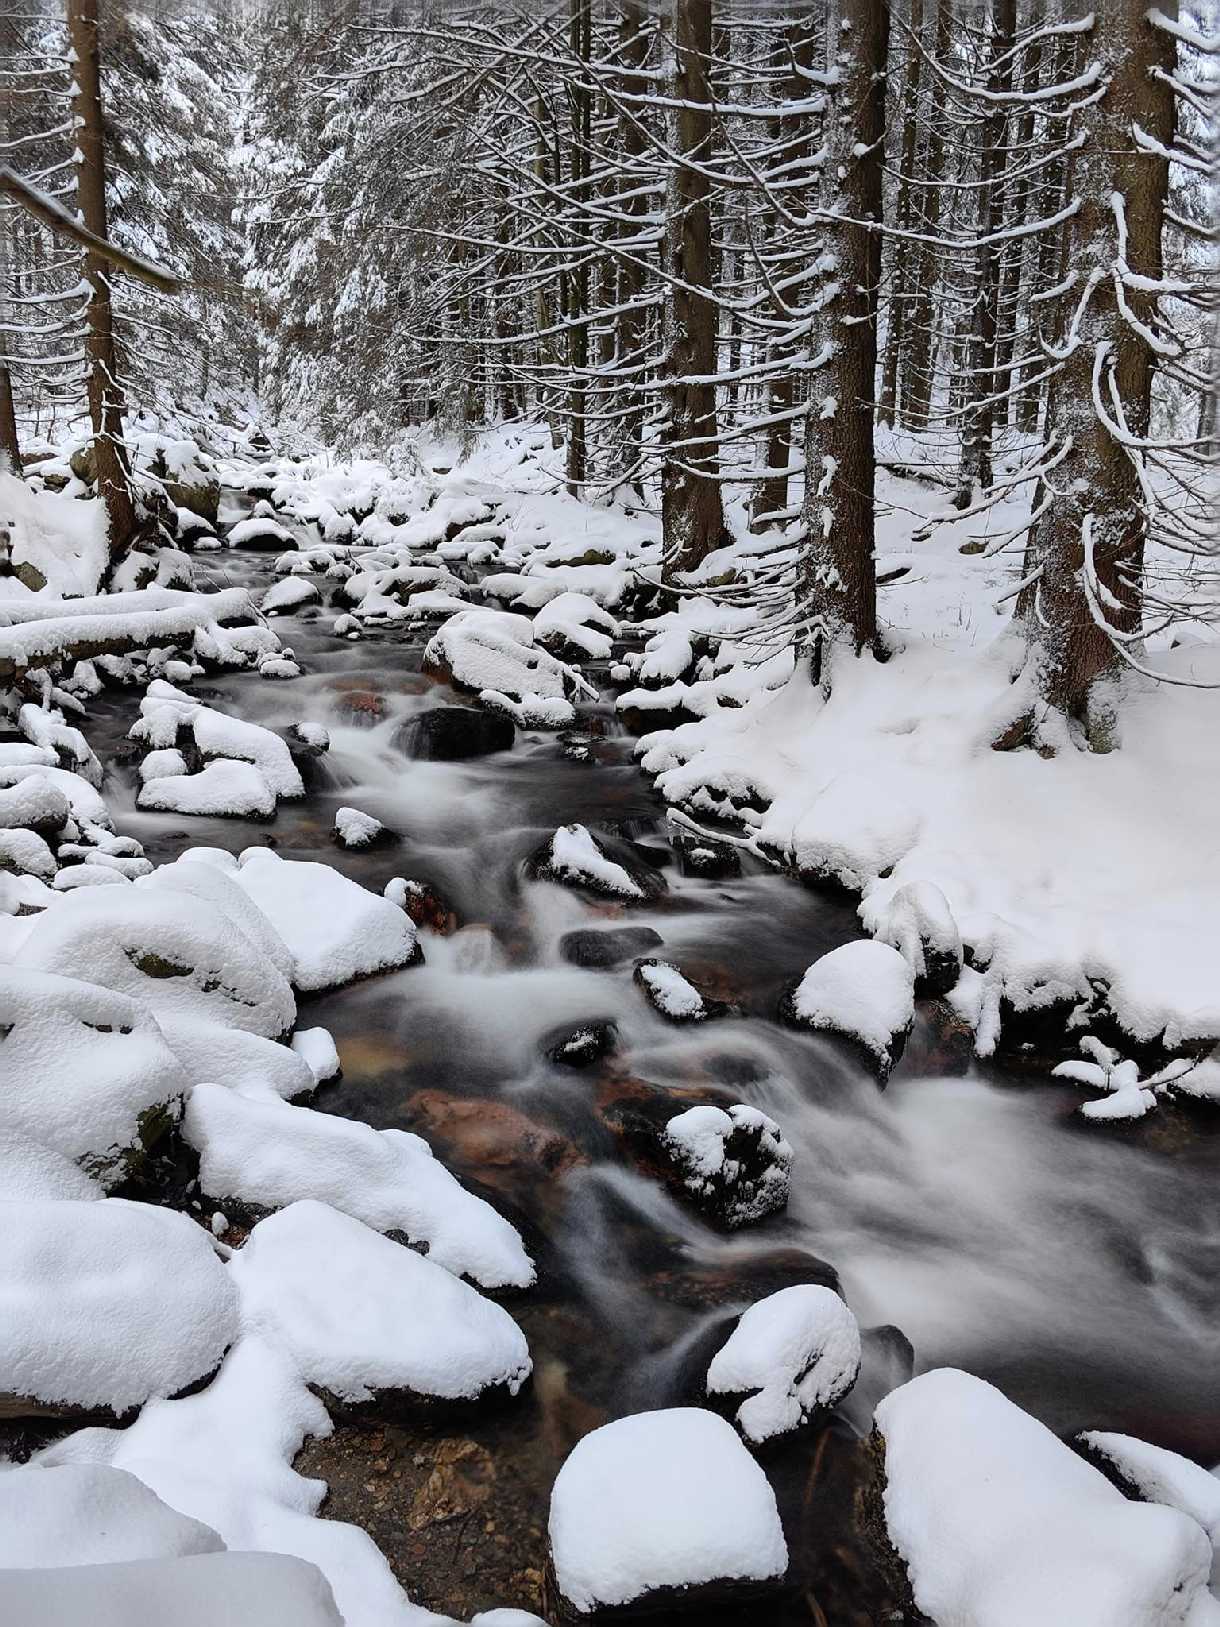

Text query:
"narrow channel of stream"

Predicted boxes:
[[89, 533, 1220, 1622]]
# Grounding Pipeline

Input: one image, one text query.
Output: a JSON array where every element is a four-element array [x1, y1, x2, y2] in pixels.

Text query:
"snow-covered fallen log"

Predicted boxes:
[[0, 587, 257, 676]]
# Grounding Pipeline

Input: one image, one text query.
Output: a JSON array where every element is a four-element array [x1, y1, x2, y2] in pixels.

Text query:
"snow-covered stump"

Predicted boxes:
[[0, 1199, 238, 1421], [706, 1285, 861, 1446], [526, 822, 666, 903], [871, 1369, 1217, 1627], [660, 1105, 792, 1228], [230, 1201, 532, 1419], [781, 940, 915, 1081], [545, 1409, 788, 1622]]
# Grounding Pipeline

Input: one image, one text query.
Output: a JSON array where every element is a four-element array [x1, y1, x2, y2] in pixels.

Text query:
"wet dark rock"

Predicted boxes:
[[658, 1102, 791, 1227], [673, 830, 741, 880], [333, 688, 387, 727], [394, 706, 515, 762], [394, 879, 459, 935], [545, 1021, 618, 1070], [559, 927, 664, 970]]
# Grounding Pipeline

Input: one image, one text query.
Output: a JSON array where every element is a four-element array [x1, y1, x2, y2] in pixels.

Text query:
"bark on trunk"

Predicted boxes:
[[661, 0, 727, 578], [67, 0, 136, 562], [614, 1, 651, 491], [566, 0, 592, 496], [798, 0, 888, 665], [0, 365, 21, 477], [878, 0, 924, 426], [1027, 0, 1175, 737]]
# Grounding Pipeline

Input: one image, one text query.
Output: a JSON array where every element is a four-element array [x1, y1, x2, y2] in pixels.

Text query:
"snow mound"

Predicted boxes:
[[228, 516, 295, 548], [291, 1026, 341, 1084], [0, 1463, 223, 1567], [635, 959, 714, 1022], [662, 1104, 792, 1227], [230, 1200, 532, 1405], [0, 470, 109, 597], [0, 1551, 343, 1627], [1080, 1431, 1220, 1548], [19, 883, 297, 1038], [0, 1132, 104, 1201], [875, 1368, 1216, 1627], [231, 848, 419, 991], [864, 879, 963, 995], [0, 1198, 238, 1414], [263, 576, 321, 614], [548, 1408, 788, 1613], [425, 608, 583, 704], [130, 680, 303, 800], [185, 1085, 534, 1289], [707, 1285, 861, 1443], [139, 758, 276, 819], [162, 1020, 316, 1104], [0, 967, 184, 1186], [786, 939, 915, 1075], [334, 806, 385, 849]]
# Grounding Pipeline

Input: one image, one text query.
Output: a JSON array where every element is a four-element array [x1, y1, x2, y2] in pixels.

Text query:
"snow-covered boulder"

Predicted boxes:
[[184, 1085, 534, 1289], [660, 1104, 791, 1228], [393, 704, 515, 761], [19, 883, 296, 1039], [231, 848, 419, 991], [0, 968, 185, 1186], [424, 608, 583, 718], [782, 939, 915, 1078], [1079, 1431, 1220, 1557], [162, 1021, 316, 1104], [0, 776, 71, 837], [138, 759, 277, 819], [707, 1285, 861, 1443], [0, 1198, 238, 1417], [634, 959, 726, 1023], [262, 576, 320, 615], [865, 880, 963, 997], [227, 515, 295, 550], [0, 1132, 104, 1201], [130, 681, 303, 801], [547, 1408, 788, 1619], [526, 822, 665, 902], [533, 593, 618, 661], [0, 1463, 223, 1567], [0, 825, 57, 879], [874, 1369, 1217, 1627], [0, 1552, 343, 1627], [291, 1026, 341, 1085], [333, 806, 389, 850], [230, 1201, 532, 1411]]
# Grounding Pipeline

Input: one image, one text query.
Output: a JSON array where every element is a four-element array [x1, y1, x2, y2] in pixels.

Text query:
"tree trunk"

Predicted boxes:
[[902, 0, 951, 427], [878, 0, 924, 426], [566, 0, 592, 496], [954, 0, 1017, 508], [0, 366, 21, 477], [798, 0, 888, 668], [1027, 0, 1175, 736], [67, 0, 136, 561], [662, 0, 727, 578], [614, 1, 651, 491]]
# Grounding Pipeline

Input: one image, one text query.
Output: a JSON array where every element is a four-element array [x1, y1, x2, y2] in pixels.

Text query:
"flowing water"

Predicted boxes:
[[92, 537, 1220, 1621]]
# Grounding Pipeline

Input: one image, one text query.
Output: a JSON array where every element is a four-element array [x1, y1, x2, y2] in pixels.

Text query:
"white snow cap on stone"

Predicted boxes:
[[0, 1198, 238, 1414], [875, 1368, 1216, 1627], [231, 848, 418, 992], [0, 967, 184, 1186], [790, 939, 915, 1067], [545, 823, 643, 898], [637, 960, 704, 1019], [0, 1463, 224, 1568], [707, 1285, 861, 1443], [548, 1407, 788, 1614], [263, 576, 320, 614], [291, 1026, 341, 1084], [184, 1085, 534, 1289], [138, 758, 277, 819], [0, 1132, 104, 1202], [334, 806, 384, 849], [230, 1200, 532, 1404], [1080, 1431, 1220, 1548], [0, 1552, 344, 1627], [662, 1104, 792, 1222]]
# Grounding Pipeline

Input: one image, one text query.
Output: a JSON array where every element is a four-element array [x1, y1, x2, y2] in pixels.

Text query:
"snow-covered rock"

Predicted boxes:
[[0, 1132, 104, 1201], [660, 1104, 791, 1227], [874, 1368, 1217, 1627], [548, 1408, 788, 1616], [533, 592, 618, 661], [231, 848, 419, 991], [19, 883, 296, 1038], [184, 1085, 534, 1289], [1080, 1431, 1220, 1553], [130, 681, 303, 801], [138, 758, 277, 819], [0, 825, 57, 879], [230, 1201, 532, 1408], [634, 959, 724, 1023], [424, 608, 582, 708], [527, 822, 663, 901], [0, 1198, 238, 1416], [865, 880, 963, 997], [783, 939, 915, 1078], [262, 576, 321, 615], [0, 775, 71, 836], [0, 1552, 343, 1627], [0, 1463, 224, 1567], [291, 1026, 341, 1085], [706, 1285, 861, 1443], [227, 515, 295, 549], [0, 967, 184, 1186], [333, 806, 388, 850]]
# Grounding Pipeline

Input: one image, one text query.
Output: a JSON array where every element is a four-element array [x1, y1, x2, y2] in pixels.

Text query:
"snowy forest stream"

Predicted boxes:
[[78, 523, 1220, 1621]]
